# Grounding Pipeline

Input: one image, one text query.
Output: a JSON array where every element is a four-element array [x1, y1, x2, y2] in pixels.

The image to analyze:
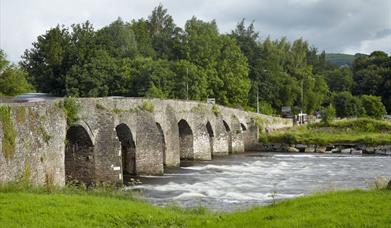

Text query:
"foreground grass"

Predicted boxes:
[[1, 186, 391, 227], [264, 118, 391, 145]]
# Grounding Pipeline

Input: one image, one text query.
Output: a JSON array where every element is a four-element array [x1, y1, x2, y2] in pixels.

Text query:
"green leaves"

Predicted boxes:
[[0, 50, 33, 96]]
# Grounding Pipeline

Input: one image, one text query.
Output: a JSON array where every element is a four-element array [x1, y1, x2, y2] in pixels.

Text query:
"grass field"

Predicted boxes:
[[263, 118, 391, 145], [0, 184, 391, 227]]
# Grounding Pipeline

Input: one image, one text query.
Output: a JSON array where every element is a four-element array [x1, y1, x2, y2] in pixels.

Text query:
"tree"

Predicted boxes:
[[360, 95, 387, 119], [324, 67, 353, 92], [333, 92, 364, 118], [321, 104, 336, 125], [231, 19, 263, 108], [130, 19, 155, 58], [171, 60, 208, 100], [147, 4, 181, 59], [216, 35, 250, 106], [0, 50, 33, 96], [96, 18, 138, 58], [21, 25, 71, 96], [65, 50, 115, 97], [129, 57, 175, 98], [352, 51, 391, 113]]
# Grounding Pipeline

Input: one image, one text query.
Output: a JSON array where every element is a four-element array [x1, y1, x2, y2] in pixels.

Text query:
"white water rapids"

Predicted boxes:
[[129, 153, 391, 211]]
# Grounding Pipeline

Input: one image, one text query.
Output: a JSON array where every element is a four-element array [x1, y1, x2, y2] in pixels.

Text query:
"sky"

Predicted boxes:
[[1, 0, 390, 62]]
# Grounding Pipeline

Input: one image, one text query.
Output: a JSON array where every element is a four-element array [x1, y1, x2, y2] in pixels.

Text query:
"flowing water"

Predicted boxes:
[[129, 153, 391, 211]]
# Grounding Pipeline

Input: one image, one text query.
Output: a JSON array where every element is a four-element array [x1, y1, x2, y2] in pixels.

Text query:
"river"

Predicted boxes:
[[129, 152, 391, 211]]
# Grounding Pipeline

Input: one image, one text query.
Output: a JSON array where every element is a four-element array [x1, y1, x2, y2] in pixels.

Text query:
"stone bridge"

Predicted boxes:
[[0, 98, 292, 186]]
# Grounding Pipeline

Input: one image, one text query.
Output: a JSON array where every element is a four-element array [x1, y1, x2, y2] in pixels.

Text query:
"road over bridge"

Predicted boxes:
[[0, 98, 292, 186]]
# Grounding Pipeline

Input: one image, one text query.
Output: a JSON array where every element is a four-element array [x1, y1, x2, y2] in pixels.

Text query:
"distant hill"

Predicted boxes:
[[325, 53, 367, 67]]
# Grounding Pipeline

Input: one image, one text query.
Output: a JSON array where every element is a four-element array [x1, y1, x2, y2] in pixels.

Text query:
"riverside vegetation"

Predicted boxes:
[[261, 118, 391, 146], [1, 182, 391, 227]]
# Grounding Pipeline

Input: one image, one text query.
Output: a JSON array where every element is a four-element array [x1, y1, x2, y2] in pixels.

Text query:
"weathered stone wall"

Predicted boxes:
[[0, 103, 66, 186], [0, 98, 292, 186]]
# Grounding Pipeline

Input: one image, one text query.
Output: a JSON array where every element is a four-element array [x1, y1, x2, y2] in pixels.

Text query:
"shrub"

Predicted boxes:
[[281, 134, 297, 145], [321, 104, 336, 125], [211, 105, 220, 116], [63, 97, 79, 126], [333, 92, 364, 118], [360, 95, 387, 119], [140, 101, 154, 113], [259, 101, 275, 115]]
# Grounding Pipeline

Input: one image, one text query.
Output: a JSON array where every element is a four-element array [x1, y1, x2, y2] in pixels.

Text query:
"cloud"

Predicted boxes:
[[0, 0, 390, 62]]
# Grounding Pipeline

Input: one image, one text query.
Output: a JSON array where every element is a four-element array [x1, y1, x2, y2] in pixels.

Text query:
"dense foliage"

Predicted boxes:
[[2, 4, 388, 115], [0, 50, 32, 96]]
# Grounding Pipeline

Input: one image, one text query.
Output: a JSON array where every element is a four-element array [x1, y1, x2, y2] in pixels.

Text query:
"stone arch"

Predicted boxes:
[[178, 119, 194, 161], [155, 122, 166, 167], [241, 123, 247, 131], [206, 121, 214, 155], [231, 115, 245, 153], [65, 125, 95, 185], [223, 120, 232, 154], [115, 123, 136, 182]]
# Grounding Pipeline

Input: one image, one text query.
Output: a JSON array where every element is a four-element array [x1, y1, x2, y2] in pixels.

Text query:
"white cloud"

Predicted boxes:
[[343, 35, 391, 55]]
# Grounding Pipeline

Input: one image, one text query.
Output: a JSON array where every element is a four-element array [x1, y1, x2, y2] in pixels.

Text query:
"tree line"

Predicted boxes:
[[1, 4, 390, 117]]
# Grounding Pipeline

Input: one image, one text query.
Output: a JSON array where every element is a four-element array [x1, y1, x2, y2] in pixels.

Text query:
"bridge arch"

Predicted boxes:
[[178, 119, 194, 161], [65, 124, 95, 185], [240, 123, 247, 131], [231, 115, 245, 153], [115, 123, 136, 182], [206, 121, 214, 155], [155, 122, 166, 168], [222, 120, 232, 154]]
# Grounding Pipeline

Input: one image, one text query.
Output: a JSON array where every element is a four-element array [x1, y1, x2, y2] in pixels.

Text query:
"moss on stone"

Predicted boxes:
[[63, 97, 79, 126], [39, 125, 52, 145], [0, 106, 17, 160], [192, 104, 207, 113], [16, 107, 26, 124], [112, 108, 123, 114], [140, 101, 154, 113], [22, 159, 30, 186], [211, 105, 220, 116], [252, 116, 267, 129], [96, 103, 107, 110]]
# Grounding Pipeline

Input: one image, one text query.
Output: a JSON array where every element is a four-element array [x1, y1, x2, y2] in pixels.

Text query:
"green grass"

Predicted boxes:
[[1, 184, 391, 227], [264, 118, 391, 145]]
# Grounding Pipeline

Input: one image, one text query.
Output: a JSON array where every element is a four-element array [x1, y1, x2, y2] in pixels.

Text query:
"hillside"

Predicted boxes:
[[325, 53, 356, 66]]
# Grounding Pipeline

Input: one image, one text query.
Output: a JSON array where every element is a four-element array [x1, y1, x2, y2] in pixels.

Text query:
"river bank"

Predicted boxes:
[[1, 186, 391, 227], [259, 118, 391, 154]]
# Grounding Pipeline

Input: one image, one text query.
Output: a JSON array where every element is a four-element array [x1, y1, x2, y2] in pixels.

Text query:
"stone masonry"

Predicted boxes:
[[0, 98, 292, 186]]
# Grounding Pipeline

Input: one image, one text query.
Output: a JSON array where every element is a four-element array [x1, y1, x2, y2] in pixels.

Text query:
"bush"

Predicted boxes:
[[333, 92, 364, 118], [360, 95, 387, 119], [281, 134, 297, 145], [321, 104, 336, 125], [63, 97, 80, 125], [259, 101, 275, 115], [140, 101, 154, 113]]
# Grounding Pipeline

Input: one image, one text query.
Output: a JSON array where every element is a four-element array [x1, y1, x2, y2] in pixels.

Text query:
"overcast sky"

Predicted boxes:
[[1, 0, 390, 62]]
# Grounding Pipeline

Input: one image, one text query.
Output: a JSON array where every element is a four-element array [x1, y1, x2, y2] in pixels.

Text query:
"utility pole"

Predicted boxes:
[[256, 88, 259, 114], [186, 68, 189, 100], [301, 79, 304, 113]]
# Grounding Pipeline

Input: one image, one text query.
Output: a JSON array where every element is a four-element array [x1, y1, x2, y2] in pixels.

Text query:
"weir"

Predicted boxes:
[[0, 98, 292, 186]]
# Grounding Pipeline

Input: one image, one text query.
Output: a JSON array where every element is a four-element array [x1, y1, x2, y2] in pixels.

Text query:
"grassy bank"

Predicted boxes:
[[1, 184, 391, 227], [263, 118, 391, 145]]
